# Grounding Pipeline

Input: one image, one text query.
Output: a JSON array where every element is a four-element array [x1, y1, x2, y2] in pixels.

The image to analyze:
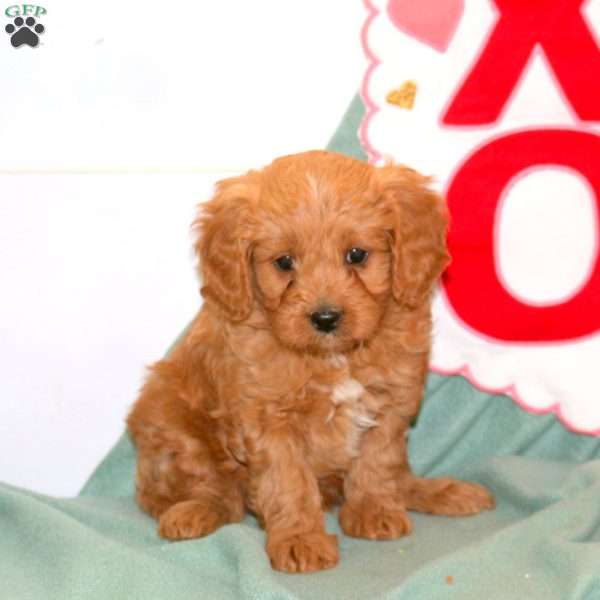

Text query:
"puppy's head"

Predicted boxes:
[[195, 151, 449, 355]]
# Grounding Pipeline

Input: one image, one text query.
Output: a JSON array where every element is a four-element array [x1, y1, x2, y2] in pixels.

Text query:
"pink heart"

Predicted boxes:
[[387, 0, 464, 53]]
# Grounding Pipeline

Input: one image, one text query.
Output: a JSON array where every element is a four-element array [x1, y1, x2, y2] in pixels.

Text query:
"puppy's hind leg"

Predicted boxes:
[[128, 369, 247, 541], [158, 496, 238, 541], [132, 428, 246, 540], [403, 476, 495, 516]]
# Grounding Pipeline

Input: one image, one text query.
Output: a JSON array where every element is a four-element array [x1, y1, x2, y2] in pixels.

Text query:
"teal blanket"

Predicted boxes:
[[3, 97, 600, 599]]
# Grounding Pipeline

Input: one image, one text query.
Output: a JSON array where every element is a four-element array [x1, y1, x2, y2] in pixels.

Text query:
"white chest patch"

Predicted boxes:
[[329, 378, 378, 456]]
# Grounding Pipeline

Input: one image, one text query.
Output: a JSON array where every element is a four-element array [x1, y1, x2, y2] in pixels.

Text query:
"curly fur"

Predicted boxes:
[[127, 150, 494, 573]]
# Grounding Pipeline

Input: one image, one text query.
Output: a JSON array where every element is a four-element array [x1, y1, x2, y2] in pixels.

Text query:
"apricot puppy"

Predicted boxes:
[[127, 150, 494, 573]]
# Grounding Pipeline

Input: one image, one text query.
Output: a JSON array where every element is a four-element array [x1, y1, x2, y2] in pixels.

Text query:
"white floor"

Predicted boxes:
[[0, 1, 366, 496]]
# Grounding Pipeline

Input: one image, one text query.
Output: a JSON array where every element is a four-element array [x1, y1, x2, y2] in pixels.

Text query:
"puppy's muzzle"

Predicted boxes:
[[310, 308, 343, 333]]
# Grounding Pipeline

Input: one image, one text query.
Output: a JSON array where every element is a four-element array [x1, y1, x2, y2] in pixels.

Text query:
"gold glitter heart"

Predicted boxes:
[[386, 81, 417, 109]]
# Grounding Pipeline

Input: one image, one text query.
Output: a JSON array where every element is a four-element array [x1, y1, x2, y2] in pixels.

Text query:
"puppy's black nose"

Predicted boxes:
[[310, 308, 342, 333]]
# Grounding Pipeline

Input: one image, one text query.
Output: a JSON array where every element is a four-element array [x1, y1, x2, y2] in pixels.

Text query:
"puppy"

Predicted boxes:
[[127, 150, 494, 573]]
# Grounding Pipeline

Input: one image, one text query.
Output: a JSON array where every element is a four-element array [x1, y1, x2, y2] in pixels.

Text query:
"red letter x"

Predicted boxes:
[[443, 0, 600, 125]]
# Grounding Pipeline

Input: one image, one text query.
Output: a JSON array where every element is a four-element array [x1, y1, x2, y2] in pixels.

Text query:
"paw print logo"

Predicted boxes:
[[5, 16, 44, 48]]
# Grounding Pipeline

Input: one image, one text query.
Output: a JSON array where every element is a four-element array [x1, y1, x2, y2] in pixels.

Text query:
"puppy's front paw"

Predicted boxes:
[[405, 477, 495, 516], [339, 500, 413, 540], [267, 531, 339, 573]]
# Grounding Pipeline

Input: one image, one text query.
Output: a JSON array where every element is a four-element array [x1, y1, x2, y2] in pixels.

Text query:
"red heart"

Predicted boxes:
[[387, 0, 464, 53]]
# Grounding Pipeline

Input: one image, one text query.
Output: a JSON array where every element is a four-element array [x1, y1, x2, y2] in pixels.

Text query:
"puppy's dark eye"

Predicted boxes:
[[274, 255, 294, 272], [345, 247, 369, 265]]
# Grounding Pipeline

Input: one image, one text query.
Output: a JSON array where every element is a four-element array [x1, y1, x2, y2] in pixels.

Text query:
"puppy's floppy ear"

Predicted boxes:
[[376, 164, 450, 309], [194, 173, 260, 321]]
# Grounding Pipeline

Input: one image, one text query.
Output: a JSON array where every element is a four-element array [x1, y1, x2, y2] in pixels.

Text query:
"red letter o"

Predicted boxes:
[[443, 129, 600, 342]]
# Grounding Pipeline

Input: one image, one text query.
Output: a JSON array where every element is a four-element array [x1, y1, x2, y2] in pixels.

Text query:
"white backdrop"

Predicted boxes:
[[0, 1, 366, 496]]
